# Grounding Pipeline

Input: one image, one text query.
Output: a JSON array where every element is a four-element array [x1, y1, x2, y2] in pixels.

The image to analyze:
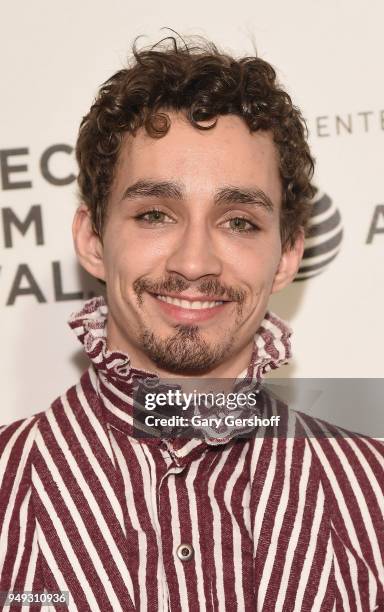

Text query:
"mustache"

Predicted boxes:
[[133, 276, 246, 304]]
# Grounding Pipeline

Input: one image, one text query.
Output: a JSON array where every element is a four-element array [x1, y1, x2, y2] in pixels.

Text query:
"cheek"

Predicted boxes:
[[221, 234, 281, 284], [102, 225, 172, 282]]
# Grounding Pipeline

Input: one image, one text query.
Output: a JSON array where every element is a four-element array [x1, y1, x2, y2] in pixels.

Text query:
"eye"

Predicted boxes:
[[222, 216, 259, 233], [134, 209, 174, 224]]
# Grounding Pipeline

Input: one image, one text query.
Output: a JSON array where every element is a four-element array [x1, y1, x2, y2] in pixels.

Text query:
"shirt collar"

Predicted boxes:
[[69, 296, 292, 382], [69, 296, 292, 455]]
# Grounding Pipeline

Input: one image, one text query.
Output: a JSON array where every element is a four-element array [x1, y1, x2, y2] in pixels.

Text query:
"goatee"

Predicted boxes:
[[141, 324, 233, 374]]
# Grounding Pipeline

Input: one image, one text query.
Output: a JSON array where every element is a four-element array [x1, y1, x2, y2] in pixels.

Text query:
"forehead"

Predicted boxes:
[[112, 113, 282, 205]]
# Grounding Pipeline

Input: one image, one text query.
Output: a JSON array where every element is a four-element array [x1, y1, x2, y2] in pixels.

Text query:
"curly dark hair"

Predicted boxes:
[[76, 36, 315, 249]]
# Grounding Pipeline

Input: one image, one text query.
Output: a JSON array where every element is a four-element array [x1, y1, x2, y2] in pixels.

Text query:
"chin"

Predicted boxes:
[[140, 326, 233, 375]]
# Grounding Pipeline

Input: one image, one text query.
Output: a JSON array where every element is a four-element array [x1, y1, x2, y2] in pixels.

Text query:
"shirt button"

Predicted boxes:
[[176, 543, 194, 561]]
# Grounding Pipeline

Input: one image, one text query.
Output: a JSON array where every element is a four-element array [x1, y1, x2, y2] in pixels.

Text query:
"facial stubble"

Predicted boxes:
[[134, 276, 246, 374]]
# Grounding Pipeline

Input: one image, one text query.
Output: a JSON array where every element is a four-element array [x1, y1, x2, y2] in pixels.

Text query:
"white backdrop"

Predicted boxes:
[[1, 0, 383, 430]]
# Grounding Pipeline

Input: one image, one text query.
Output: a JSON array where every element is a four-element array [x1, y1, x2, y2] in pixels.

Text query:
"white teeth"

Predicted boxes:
[[156, 295, 223, 309]]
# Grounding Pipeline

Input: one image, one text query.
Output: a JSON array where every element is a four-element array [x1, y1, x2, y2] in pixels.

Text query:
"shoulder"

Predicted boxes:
[[247, 408, 384, 534], [0, 412, 43, 472], [291, 410, 384, 524], [0, 413, 43, 526], [0, 368, 110, 497], [296, 411, 384, 589], [295, 410, 384, 495], [0, 371, 98, 486], [247, 410, 384, 600]]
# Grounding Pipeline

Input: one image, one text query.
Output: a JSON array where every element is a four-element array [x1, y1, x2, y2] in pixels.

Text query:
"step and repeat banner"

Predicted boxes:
[[1, 1, 383, 431]]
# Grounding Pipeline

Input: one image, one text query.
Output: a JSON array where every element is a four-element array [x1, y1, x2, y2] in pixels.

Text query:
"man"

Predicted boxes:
[[1, 36, 383, 611]]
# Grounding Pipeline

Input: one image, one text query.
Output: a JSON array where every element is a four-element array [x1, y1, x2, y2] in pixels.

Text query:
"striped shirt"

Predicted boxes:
[[0, 297, 383, 611]]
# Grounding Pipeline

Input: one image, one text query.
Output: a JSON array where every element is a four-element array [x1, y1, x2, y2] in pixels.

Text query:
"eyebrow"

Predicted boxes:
[[121, 179, 274, 213], [121, 179, 183, 202], [214, 186, 274, 214]]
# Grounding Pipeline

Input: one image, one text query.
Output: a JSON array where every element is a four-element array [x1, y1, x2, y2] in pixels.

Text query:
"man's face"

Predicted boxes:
[[75, 113, 303, 376]]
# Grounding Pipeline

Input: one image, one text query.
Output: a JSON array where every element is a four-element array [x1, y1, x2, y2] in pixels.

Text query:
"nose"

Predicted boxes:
[[165, 221, 223, 280]]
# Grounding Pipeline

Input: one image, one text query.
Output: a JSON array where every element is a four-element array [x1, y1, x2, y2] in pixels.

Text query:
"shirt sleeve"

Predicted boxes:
[[301, 415, 384, 611], [0, 415, 44, 603]]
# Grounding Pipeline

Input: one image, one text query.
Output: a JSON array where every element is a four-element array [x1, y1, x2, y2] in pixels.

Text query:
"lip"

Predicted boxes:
[[148, 292, 232, 323]]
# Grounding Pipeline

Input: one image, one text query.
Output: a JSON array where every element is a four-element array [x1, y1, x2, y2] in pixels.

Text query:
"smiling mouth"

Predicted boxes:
[[155, 295, 225, 310], [147, 291, 234, 323]]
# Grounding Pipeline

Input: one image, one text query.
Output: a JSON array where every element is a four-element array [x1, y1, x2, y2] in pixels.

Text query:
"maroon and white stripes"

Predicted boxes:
[[0, 298, 383, 611]]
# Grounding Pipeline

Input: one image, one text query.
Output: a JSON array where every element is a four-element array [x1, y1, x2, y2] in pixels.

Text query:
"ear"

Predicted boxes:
[[72, 204, 106, 281], [271, 229, 305, 293]]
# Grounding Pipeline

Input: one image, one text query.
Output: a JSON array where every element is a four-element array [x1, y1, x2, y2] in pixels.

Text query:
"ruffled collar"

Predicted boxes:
[[69, 297, 292, 457], [69, 296, 292, 384]]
